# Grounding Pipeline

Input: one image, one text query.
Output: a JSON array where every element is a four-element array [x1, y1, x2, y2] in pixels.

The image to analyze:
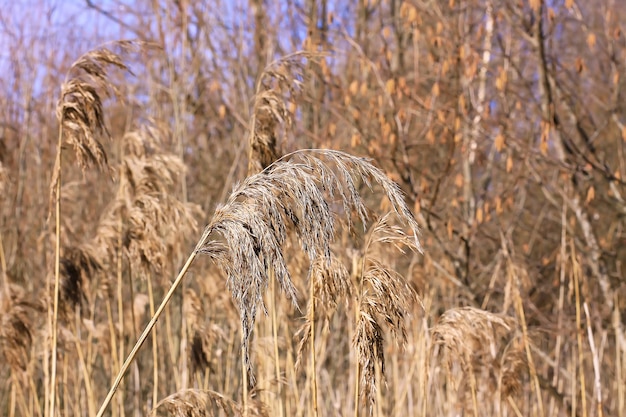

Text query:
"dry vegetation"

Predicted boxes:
[[1, 1, 625, 416]]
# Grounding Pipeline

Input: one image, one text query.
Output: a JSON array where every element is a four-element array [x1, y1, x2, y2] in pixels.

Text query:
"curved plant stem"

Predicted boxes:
[[146, 277, 159, 406], [50, 123, 63, 417], [310, 272, 318, 417], [242, 343, 248, 417], [116, 134, 126, 417], [353, 336, 360, 417], [270, 272, 285, 417]]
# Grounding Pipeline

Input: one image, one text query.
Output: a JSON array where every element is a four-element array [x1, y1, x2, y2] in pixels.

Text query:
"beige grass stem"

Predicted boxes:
[[270, 272, 285, 417], [147, 277, 159, 406], [572, 242, 587, 417], [513, 277, 544, 417], [50, 123, 63, 417], [583, 302, 603, 417], [353, 306, 361, 417], [116, 160, 126, 417], [242, 343, 248, 417], [310, 272, 318, 417]]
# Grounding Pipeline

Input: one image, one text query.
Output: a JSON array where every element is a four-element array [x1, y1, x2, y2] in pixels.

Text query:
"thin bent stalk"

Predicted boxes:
[[514, 277, 544, 417], [353, 315, 360, 417], [310, 272, 318, 417], [374, 345, 383, 417], [467, 357, 478, 417], [242, 343, 248, 417], [572, 242, 587, 417], [71, 319, 97, 417], [116, 192, 126, 417], [50, 123, 63, 417], [9, 374, 16, 417], [270, 272, 285, 417], [146, 277, 159, 407]]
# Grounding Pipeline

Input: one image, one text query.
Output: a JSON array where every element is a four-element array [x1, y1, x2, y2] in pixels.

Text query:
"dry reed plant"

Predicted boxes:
[[351, 213, 422, 410], [0, 286, 42, 373], [150, 388, 268, 417], [50, 41, 143, 417], [103, 125, 199, 407], [4, 3, 626, 417], [295, 254, 352, 367], [244, 51, 321, 417], [101, 145, 422, 416], [119, 127, 199, 275], [431, 306, 525, 414], [199, 149, 421, 383], [247, 52, 316, 174]]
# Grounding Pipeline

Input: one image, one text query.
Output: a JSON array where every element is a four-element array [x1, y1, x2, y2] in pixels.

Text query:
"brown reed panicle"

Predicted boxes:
[[431, 305, 529, 407], [354, 262, 417, 399], [247, 52, 316, 173], [89, 126, 199, 276], [184, 288, 226, 374], [119, 127, 199, 275], [432, 307, 514, 368], [58, 244, 102, 315], [295, 254, 352, 369], [499, 334, 527, 397], [352, 213, 422, 407], [0, 285, 43, 373], [199, 149, 421, 381], [150, 388, 268, 417], [55, 41, 141, 173]]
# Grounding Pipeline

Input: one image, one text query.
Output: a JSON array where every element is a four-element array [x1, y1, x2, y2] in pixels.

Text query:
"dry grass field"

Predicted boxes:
[[1, 1, 625, 416]]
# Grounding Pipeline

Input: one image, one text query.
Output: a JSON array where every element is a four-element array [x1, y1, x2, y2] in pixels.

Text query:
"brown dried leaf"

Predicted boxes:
[[587, 33, 596, 49], [506, 155, 513, 173], [476, 207, 484, 224], [349, 80, 359, 96], [529, 0, 541, 13], [494, 133, 505, 152], [432, 82, 440, 97], [586, 186, 595, 204]]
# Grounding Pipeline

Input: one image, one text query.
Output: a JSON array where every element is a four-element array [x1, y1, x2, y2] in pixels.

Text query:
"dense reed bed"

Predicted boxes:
[[1, 1, 625, 417]]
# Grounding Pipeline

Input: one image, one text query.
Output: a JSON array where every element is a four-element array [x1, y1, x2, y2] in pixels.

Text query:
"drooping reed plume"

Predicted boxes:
[[89, 124, 199, 288], [52, 41, 145, 195], [247, 52, 314, 173], [0, 283, 44, 417], [432, 307, 514, 366], [199, 149, 421, 382]]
